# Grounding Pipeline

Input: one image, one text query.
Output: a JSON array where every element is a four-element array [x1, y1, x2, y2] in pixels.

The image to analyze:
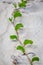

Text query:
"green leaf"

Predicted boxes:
[[13, 10, 22, 18], [13, 3, 17, 8], [18, 2, 26, 8], [10, 35, 17, 40], [15, 23, 23, 31], [32, 57, 39, 62], [24, 39, 33, 45], [16, 45, 25, 53], [9, 17, 12, 22], [18, 0, 27, 8]]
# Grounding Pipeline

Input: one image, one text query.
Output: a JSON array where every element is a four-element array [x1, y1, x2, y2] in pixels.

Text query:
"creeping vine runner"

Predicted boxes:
[[9, 0, 39, 65]]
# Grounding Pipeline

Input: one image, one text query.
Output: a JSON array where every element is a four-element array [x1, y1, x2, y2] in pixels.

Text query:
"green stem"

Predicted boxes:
[[11, 6, 33, 65]]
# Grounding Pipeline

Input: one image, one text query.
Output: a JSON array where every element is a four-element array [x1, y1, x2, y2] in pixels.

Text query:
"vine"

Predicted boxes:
[[9, 0, 39, 65]]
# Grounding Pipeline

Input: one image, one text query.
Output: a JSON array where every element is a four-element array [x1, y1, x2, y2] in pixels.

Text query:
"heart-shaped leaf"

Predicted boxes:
[[15, 23, 23, 31], [10, 35, 17, 40], [18, 0, 27, 8], [32, 56, 39, 62], [13, 10, 22, 18], [18, 2, 26, 8], [24, 39, 33, 45], [16, 45, 25, 53]]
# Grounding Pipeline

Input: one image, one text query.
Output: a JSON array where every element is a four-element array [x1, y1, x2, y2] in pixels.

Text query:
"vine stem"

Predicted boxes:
[[9, 3, 33, 64], [11, 18, 33, 65], [16, 32, 32, 65]]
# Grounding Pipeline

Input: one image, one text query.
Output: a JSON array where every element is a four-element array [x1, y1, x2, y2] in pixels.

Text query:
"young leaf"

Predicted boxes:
[[10, 35, 17, 40], [24, 39, 33, 45], [32, 57, 39, 62], [18, 2, 26, 8], [9, 17, 12, 22], [15, 23, 23, 31], [18, 0, 27, 8], [13, 10, 22, 18], [16, 45, 25, 53], [13, 3, 17, 8]]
